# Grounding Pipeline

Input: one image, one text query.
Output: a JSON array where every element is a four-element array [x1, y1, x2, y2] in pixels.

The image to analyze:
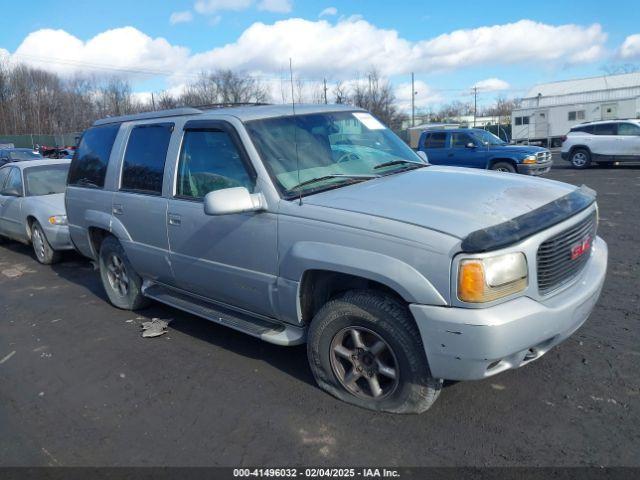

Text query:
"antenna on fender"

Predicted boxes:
[[289, 58, 302, 206]]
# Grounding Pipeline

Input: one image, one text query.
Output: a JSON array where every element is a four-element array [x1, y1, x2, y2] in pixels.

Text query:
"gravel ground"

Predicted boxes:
[[0, 162, 638, 467]]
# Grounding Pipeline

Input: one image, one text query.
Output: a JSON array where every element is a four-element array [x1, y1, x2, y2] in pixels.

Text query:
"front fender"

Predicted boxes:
[[280, 241, 447, 306]]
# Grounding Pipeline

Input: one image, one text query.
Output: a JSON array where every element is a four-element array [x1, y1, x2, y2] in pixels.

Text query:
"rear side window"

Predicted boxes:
[[121, 123, 173, 195], [425, 132, 447, 148], [593, 123, 617, 135], [68, 124, 120, 188]]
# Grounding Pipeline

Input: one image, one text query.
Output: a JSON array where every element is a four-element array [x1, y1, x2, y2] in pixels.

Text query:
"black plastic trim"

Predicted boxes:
[[461, 185, 596, 253]]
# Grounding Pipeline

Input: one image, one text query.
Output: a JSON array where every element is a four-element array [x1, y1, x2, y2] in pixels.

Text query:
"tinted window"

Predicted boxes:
[[0, 167, 10, 188], [452, 133, 475, 148], [68, 124, 120, 188], [617, 123, 640, 136], [425, 132, 447, 148], [24, 164, 70, 196], [3, 168, 23, 195], [176, 129, 253, 199], [594, 123, 617, 135], [571, 125, 594, 134], [120, 123, 173, 195]]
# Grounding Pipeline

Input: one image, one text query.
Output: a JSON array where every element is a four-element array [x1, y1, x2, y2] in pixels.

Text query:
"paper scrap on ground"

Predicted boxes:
[[141, 318, 172, 338]]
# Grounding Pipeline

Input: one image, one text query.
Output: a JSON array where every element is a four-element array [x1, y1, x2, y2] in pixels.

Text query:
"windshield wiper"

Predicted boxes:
[[373, 159, 426, 170], [288, 174, 379, 192]]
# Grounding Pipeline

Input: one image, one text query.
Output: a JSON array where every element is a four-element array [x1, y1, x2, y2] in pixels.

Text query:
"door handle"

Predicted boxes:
[[112, 204, 124, 215], [168, 214, 181, 226]]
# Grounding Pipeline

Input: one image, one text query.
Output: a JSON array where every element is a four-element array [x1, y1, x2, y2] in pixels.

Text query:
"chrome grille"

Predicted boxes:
[[536, 151, 552, 162], [537, 211, 597, 295]]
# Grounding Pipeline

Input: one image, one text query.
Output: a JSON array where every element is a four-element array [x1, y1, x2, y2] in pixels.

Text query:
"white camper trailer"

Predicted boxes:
[[512, 72, 640, 147]]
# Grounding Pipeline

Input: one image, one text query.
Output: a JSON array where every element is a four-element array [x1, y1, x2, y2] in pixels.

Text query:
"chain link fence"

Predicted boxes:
[[0, 133, 81, 149]]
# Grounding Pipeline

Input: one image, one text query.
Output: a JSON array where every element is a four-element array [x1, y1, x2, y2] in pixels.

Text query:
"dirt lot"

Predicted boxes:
[[0, 162, 638, 467]]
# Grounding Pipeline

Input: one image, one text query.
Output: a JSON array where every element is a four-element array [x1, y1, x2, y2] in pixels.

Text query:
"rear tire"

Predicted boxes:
[[307, 290, 442, 414], [491, 161, 516, 173], [31, 221, 61, 265], [570, 148, 591, 169], [98, 236, 150, 310]]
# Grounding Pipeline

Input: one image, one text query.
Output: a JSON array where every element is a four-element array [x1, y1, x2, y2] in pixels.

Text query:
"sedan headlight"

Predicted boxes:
[[522, 155, 537, 164], [48, 215, 67, 226], [457, 252, 528, 303]]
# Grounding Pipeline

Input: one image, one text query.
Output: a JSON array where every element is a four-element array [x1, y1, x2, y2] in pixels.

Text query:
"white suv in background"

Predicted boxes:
[[561, 119, 640, 169]]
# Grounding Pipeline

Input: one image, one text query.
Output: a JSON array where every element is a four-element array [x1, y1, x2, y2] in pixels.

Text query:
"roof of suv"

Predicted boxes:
[[572, 118, 640, 127], [93, 103, 364, 127]]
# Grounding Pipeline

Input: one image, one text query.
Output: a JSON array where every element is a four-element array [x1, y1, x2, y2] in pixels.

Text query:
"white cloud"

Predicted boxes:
[[4, 18, 609, 88], [11, 27, 189, 77], [319, 6, 337, 17], [194, 0, 252, 14], [184, 18, 606, 78], [473, 78, 510, 92], [257, 0, 292, 13], [395, 80, 442, 111], [619, 33, 640, 59], [170, 11, 194, 25]]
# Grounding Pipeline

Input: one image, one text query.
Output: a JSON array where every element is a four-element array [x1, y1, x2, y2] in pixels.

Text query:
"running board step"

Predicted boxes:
[[143, 284, 305, 346]]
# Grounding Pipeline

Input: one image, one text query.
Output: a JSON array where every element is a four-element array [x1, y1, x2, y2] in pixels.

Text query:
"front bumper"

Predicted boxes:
[[42, 224, 74, 251], [410, 236, 607, 381], [517, 160, 553, 175]]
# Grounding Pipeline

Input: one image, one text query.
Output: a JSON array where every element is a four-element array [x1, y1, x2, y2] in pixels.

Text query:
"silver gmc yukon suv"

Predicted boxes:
[[66, 104, 607, 413]]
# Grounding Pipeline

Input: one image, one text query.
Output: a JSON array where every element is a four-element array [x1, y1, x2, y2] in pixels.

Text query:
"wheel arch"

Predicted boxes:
[[488, 157, 517, 169], [278, 241, 447, 325]]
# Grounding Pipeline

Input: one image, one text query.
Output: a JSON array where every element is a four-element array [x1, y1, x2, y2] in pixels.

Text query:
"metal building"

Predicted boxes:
[[511, 72, 640, 147]]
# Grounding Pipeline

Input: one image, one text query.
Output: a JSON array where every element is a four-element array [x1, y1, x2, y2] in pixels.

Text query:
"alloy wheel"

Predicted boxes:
[[329, 326, 400, 400], [32, 226, 45, 261], [572, 152, 587, 167], [106, 253, 130, 297]]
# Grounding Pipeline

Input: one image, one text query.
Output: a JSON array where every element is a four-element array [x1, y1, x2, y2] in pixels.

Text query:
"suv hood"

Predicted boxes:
[[303, 166, 575, 239]]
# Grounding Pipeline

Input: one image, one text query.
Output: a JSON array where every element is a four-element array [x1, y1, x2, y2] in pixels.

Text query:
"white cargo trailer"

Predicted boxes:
[[512, 72, 640, 147]]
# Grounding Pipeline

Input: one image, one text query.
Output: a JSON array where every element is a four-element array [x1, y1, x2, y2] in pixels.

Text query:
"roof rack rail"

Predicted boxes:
[[194, 102, 272, 109], [93, 107, 203, 126]]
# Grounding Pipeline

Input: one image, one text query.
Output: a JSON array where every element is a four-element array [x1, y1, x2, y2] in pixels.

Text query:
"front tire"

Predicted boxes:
[[307, 290, 442, 414], [491, 161, 516, 173], [570, 148, 591, 169], [31, 221, 61, 265], [98, 236, 150, 310]]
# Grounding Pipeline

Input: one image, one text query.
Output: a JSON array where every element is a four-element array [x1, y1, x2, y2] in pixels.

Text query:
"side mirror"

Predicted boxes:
[[465, 142, 476, 149], [416, 150, 429, 163], [204, 187, 266, 216]]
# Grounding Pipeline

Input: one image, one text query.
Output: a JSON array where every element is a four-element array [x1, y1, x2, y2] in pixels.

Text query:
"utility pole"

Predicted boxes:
[[473, 87, 478, 127], [151, 92, 156, 110], [323, 78, 328, 104], [411, 72, 415, 127]]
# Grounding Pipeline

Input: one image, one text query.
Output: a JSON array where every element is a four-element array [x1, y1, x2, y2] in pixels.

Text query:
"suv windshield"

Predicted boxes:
[[246, 111, 426, 198], [9, 150, 42, 161], [471, 130, 506, 146], [24, 164, 69, 196]]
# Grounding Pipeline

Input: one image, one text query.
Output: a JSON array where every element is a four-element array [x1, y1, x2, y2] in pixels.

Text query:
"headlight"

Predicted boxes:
[[457, 252, 528, 303], [48, 215, 67, 226], [522, 155, 537, 164]]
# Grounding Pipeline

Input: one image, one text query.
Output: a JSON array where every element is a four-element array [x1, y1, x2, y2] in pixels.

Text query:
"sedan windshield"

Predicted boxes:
[[24, 164, 69, 196], [471, 130, 506, 146], [246, 111, 426, 198], [9, 150, 42, 161]]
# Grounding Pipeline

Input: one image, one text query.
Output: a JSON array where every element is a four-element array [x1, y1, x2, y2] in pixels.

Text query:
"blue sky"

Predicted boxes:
[[1, 0, 639, 110]]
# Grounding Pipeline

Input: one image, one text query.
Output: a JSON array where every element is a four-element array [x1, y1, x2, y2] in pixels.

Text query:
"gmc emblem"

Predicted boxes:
[[571, 236, 592, 260]]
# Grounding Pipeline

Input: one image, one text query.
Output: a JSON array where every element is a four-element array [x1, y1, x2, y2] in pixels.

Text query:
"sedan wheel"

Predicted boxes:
[[31, 221, 61, 265]]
